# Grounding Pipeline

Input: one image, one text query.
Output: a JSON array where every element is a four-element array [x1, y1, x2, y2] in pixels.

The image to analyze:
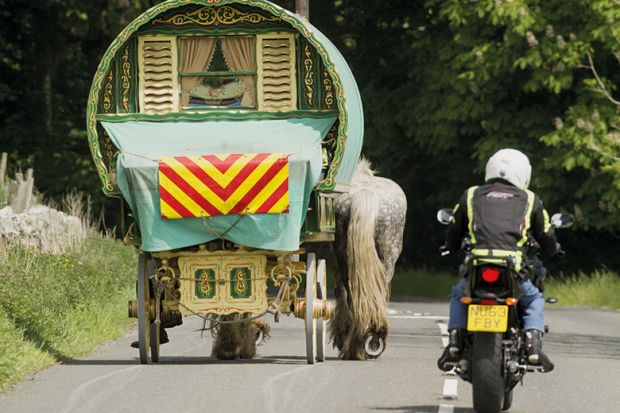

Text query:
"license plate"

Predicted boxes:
[[467, 304, 508, 332]]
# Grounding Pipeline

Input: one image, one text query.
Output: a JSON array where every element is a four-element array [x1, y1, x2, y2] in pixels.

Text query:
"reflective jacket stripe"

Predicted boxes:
[[471, 248, 523, 272], [543, 209, 551, 233], [516, 189, 535, 248], [466, 186, 479, 244]]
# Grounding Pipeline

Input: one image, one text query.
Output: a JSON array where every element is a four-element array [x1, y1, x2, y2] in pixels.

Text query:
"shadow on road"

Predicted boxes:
[[371, 406, 474, 413], [61, 355, 339, 366], [548, 332, 620, 360]]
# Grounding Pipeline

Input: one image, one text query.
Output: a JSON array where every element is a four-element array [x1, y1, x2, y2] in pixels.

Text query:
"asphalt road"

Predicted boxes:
[[0, 301, 618, 413]]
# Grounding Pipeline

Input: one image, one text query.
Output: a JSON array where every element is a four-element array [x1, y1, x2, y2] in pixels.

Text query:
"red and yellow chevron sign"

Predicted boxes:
[[158, 153, 289, 219]]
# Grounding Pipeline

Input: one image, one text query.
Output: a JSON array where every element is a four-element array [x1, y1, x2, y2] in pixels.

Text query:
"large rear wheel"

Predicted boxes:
[[305, 253, 317, 364], [316, 259, 327, 362], [472, 332, 505, 413], [137, 253, 151, 364]]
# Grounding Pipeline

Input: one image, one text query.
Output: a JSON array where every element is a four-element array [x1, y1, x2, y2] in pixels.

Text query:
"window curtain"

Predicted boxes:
[[221, 37, 256, 107], [180, 38, 217, 107]]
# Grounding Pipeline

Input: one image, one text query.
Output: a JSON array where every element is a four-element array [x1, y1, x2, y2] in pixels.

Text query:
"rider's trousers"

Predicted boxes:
[[447, 278, 545, 332]]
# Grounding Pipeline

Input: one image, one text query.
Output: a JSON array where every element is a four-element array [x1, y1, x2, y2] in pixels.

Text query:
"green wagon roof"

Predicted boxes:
[[86, 0, 364, 195]]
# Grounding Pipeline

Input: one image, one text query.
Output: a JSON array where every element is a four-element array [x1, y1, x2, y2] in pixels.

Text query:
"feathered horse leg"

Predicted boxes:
[[212, 313, 262, 360], [338, 189, 389, 360]]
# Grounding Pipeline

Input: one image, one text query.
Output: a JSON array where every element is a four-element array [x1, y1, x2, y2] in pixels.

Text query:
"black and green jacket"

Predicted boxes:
[[446, 179, 558, 270]]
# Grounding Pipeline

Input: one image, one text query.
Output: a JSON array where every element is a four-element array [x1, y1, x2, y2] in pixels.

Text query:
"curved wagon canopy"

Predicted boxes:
[[86, 0, 364, 251]]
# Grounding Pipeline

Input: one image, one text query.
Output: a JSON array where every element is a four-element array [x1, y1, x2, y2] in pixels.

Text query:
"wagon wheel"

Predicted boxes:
[[137, 253, 151, 364], [147, 258, 160, 363], [316, 259, 327, 362], [305, 253, 317, 364]]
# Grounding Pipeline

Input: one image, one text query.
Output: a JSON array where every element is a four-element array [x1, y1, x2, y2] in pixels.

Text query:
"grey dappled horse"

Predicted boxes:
[[331, 158, 407, 359]]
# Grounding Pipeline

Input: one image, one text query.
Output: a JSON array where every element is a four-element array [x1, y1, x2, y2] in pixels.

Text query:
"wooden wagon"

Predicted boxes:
[[86, 0, 363, 364]]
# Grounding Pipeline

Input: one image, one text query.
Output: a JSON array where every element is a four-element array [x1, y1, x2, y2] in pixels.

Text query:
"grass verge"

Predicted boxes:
[[0, 235, 136, 392], [545, 270, 620, 309], [391, 269, 459, 300], [391, 268, 620, 309]]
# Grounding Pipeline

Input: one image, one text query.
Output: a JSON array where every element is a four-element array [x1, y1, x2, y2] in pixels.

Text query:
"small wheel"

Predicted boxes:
[[316, 259, 327, 362], [305, 253, 317, 364], [137, 253, 151, 364], [147, 258, 160, 363]]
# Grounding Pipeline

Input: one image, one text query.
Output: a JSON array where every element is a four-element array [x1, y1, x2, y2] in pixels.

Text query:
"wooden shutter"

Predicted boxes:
[[257, 34, 297, 112], [138, 37, 179, 114]]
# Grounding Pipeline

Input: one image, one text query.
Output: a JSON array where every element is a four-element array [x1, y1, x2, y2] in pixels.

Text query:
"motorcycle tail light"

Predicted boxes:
[[480, 298, 497, 305], [481, 267, 501, 283]]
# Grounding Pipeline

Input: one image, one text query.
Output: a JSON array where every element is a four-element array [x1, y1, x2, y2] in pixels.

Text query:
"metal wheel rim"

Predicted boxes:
[[147, 258, 160, 362], [316, 258, 327, 362], [137, 253, 151, 364], [305, 253, 317, 364]]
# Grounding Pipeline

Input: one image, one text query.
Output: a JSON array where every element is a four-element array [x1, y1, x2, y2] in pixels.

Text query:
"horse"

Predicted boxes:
[[211, 315, 270, 360], [330, 158, 407, 360]]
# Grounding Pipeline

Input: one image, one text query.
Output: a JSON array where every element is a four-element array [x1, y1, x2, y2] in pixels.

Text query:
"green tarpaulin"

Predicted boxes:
[[102, 117, 336, 252]]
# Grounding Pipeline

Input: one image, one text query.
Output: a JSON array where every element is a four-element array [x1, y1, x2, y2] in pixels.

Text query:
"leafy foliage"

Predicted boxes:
[[0, 0, 618, 272]]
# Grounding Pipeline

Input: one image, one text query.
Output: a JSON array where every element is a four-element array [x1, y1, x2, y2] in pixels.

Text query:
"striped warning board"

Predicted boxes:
[[158, 153, 289, 218]]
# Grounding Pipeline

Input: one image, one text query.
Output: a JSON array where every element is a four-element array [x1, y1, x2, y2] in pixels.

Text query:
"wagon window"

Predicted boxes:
[[179, 37, 256, 109]]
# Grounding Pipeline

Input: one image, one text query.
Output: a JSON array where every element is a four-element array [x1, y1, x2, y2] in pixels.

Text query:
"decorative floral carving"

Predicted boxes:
[[304, 44, 315, 107], [120, 47, 132, 112], [103, 69, 114, 113], [199, 271, 214, 297], [323, 69, 334, 109], [152, 5, 281, 27], [234, 270, 248, 295]]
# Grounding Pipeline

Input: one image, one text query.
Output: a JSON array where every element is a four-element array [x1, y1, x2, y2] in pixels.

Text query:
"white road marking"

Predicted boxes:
[[436, 322, 458, 411], [438, 321, 449, 346], [438, 404, 455, 413], [389, 315, 448, 320], [442, 379, 458, 399]]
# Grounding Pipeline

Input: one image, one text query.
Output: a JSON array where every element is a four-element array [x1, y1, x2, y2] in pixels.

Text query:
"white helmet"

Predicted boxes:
[[485, 149, 532, 189]]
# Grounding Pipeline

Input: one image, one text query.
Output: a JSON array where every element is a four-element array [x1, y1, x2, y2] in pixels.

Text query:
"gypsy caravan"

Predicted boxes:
[[86, 0, 363, 364]]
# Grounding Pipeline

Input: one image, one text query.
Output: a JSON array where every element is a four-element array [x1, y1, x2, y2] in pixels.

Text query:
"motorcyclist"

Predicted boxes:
[[437, 148, 558, 372]]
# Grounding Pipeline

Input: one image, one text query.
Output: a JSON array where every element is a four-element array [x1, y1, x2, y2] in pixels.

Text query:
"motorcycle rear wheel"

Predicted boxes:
[[502, 388, 513, 411], [472, 332, 505, 413]]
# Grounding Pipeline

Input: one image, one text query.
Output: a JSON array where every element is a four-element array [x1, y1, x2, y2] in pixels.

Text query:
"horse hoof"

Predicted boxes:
[[255, 328, 265, 346], [364, 334, 385, 358]]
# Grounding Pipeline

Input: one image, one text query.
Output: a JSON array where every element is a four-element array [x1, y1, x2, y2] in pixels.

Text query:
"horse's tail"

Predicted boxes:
[[346, 188, 389, 343]]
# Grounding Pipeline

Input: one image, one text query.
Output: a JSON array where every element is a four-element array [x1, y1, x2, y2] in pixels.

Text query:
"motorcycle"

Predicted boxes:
[[436, 208, 573, 413]]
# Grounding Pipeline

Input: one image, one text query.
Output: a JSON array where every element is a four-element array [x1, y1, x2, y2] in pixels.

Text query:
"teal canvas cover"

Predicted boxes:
[[102, 117, 336, 252]]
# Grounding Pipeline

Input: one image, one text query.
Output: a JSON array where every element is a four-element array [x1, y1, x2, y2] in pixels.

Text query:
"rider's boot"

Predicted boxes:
[[525, 329, 554, 372], [437, 329, 464, 371]]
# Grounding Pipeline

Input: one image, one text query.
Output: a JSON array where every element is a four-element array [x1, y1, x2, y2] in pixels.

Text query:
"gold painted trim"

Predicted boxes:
[[178, 254, 268, 315], [153, 5, 281, 26], [103, 69, 114, 113], [322, 68, 334, 110], [303, 43, 315, 107], [120, 46, 133, 112]]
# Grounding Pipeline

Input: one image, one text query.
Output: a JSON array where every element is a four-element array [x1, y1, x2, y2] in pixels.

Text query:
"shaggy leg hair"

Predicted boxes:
[[252, 318, 271, 346], [329, 284, 352, 354], [332, 188, 390, 360], [212, 313, 260, 360]]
